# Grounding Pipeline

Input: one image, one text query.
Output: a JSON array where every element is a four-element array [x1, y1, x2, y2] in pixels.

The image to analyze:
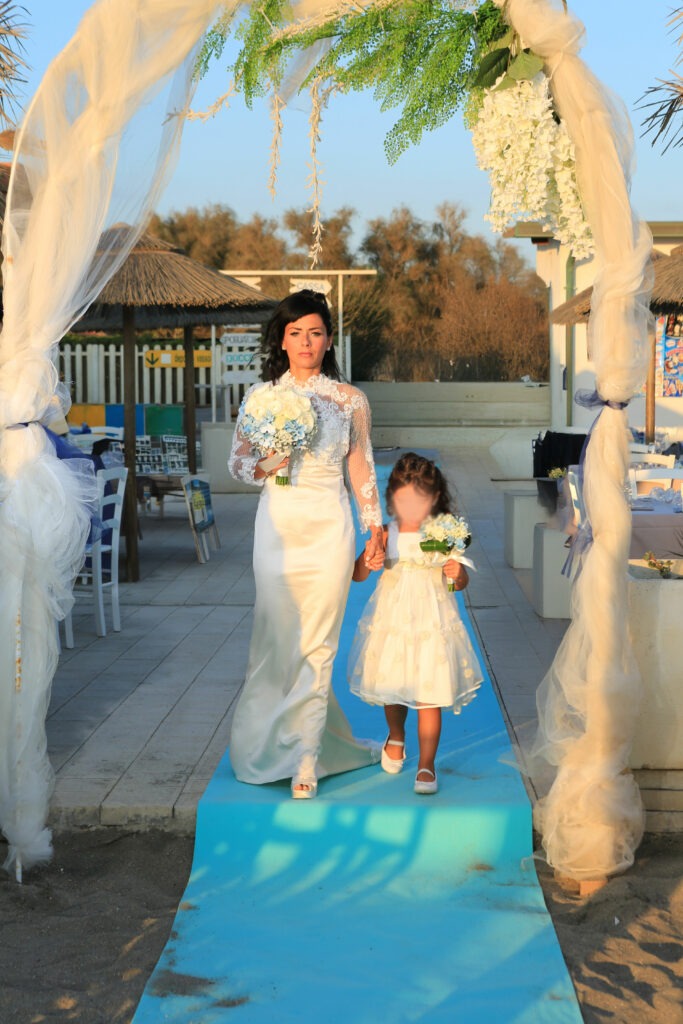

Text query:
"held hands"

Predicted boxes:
[[443, 559, 469, 591], [364, 530, 385, 571]]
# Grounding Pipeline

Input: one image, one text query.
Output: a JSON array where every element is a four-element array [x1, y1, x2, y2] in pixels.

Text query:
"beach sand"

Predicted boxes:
[[0, 828, 681, 1024]]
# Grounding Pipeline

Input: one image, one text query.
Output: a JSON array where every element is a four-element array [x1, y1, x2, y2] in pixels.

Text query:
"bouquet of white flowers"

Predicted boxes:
[[420, 513, 474, 591], [241, 384, 317, 485]]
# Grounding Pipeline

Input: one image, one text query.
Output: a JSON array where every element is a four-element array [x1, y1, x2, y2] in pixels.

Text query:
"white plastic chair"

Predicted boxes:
[[64, 466, 128, 641], [628, 443, 650, 457], [639, 453, 676, 467], [628, 466, 683, 500]]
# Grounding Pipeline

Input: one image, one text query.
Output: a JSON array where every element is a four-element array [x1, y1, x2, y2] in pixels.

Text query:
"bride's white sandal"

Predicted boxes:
[[381, 736, 406, 774], [291, 777, 318, 799], [414, 768, 438, 795]]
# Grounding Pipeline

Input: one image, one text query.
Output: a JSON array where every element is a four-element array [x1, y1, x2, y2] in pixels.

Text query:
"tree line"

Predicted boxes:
[[148, 202, 549, 382]]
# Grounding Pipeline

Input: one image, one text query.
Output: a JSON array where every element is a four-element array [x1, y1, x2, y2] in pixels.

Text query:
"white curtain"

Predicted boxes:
[[0, 0, 231, 878], [498, 0, 653, 879]]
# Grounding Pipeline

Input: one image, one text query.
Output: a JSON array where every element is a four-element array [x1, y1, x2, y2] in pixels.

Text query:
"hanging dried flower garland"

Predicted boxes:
[[198, 0, 592, 262]]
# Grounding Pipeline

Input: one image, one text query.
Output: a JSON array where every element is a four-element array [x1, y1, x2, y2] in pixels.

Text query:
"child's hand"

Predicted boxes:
[[444, 559, 468, 590], [363, 537, 385, 572]]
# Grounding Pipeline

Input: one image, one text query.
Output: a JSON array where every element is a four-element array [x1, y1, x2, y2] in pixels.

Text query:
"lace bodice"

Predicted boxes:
[[228, 371, 382, 530]]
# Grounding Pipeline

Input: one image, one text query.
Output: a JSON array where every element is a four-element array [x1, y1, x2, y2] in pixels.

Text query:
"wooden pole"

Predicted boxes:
[[645, 323, 656, 445], [123, 306, 140, 581], [184, 324, 197, 474]]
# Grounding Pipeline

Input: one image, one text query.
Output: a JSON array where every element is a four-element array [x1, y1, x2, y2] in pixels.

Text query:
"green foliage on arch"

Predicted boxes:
[[198, 0, 509, 163]]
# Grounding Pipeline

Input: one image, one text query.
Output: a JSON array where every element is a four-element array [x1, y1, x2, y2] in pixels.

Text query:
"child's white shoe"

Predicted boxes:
[[381, 736, 406, 774], [414, 768, 438, 795]]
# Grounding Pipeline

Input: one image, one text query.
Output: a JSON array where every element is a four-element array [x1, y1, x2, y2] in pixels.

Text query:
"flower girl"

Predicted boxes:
[[348, 453, 483, 794]]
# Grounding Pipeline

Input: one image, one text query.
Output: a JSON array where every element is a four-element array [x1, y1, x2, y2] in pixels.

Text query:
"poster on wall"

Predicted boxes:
[[660, 313, 683, 398]]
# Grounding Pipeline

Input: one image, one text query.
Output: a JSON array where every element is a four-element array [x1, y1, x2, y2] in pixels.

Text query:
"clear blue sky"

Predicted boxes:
[[16, 1, 683, 255]]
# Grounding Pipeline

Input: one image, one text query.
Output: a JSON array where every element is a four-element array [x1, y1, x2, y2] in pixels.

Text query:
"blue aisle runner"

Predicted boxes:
[[133, 465, 583, 1024]]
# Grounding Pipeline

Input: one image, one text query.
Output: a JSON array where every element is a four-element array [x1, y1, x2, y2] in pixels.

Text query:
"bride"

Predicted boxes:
[[228, 289, 384, 797]]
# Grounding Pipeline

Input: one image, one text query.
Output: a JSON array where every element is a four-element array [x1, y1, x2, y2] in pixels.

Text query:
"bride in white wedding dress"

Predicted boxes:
[[228, 290, 384, 797]]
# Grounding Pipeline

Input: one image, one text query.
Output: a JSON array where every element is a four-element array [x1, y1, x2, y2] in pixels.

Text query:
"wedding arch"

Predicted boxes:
[[0, 0, 651, 884]]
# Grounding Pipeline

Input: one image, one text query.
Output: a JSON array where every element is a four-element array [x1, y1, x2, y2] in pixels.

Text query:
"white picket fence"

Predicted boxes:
[[59, 337, 263, 414]]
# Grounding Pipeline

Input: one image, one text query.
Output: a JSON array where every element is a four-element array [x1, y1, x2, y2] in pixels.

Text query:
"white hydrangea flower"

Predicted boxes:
[[471, 72, 594, 261]]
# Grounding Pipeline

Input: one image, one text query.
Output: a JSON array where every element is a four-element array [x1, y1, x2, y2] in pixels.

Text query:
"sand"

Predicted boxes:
[[0, 829, 681, 1024]]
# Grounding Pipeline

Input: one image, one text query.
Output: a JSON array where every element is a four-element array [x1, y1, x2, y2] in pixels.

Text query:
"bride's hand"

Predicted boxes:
[[254, 452, 289, 480]]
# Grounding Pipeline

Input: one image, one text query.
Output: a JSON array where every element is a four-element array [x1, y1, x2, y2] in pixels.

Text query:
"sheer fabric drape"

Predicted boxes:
[[0, 0, 231, 876], [496, 0, 653, 880]]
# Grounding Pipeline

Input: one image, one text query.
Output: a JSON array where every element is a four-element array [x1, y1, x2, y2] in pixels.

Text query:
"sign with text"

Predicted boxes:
[[224, 351, 257, 365], [144, 349, 212, 369], [220, 333, 261, 347]]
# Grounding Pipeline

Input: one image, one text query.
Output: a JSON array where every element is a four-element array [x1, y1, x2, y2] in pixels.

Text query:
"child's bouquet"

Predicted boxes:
[[420, 513, 474, 591], [241, 384, 317, 485]]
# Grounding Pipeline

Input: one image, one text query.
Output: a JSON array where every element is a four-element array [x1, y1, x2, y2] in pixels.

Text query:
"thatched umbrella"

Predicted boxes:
[[550, 247, 683, 443], [73, 226, 277, 581], [550, 247, 681, 325]]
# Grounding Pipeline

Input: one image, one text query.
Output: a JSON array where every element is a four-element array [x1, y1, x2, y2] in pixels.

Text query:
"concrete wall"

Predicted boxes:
[[202, 383, 549, 491], [356, 381, 550, 427]]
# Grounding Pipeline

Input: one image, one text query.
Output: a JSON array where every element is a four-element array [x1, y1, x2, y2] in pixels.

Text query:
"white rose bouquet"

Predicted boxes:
[[420, 513, 475, 591], [241, 384, 317, 485]]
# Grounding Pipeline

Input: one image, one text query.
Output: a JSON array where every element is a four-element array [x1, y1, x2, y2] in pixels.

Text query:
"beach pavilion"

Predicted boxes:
[[550, 245, 683, 442], [71, 226, 277, 581]]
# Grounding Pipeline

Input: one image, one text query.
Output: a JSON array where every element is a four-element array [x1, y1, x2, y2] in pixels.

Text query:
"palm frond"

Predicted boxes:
[[639, 74, 683, 152], [638, 7, 683, 151], [670, 5, 683, 65], [0, 2, 28, 131]]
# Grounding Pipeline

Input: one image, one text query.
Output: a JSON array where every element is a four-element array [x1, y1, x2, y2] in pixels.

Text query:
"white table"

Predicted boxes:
[[630, 498, 683, 560]]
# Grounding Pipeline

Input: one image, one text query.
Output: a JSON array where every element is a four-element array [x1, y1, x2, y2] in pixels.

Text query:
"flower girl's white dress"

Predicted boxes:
[[348, 522, 483, 711], [228, 371, 382, 785]]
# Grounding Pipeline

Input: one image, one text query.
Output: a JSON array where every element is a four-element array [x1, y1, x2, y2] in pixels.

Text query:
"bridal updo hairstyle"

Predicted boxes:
[[386, 452, 453, 517], [261, 289, 341, 383]]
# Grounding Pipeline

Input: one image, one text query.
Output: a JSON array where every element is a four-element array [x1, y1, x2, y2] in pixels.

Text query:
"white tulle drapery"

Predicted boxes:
[[0, 0, 230, 879], [496, 0, 653, 880]]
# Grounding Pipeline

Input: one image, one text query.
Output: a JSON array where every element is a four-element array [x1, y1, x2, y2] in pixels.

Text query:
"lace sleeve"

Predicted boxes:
[[346, 389, 382, 531], [228, 386, 265, 487]]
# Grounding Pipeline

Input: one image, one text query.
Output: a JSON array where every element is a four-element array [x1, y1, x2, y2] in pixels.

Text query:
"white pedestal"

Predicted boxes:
[[504, 489, 547, 569], [532, 523, 572, 619], [200, 422, 260, 494], [628, 561, 683, 771]]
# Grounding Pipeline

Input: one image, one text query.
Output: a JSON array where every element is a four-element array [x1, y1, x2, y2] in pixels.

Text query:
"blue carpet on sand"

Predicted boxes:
[[132, 459, 582, 1024]]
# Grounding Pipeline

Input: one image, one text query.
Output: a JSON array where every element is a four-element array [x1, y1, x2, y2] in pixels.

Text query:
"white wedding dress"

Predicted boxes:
[[228, 371, 383, 785]]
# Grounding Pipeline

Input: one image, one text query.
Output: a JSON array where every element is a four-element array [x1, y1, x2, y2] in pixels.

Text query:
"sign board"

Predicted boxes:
[[220, 332, 261, 347], [224, 351, 257, 365], [184, 478, 215, 532], [145, 349, 182, 368], [181, 475, 220, 564], [290, 278, 332, 298], [144, 349, 212, 368]]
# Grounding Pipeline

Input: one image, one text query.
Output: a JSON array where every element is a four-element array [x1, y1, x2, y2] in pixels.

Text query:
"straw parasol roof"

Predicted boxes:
[[69, 225, 278, 582], [75, 225, 276, 329], [551, 247, 683, 325]]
